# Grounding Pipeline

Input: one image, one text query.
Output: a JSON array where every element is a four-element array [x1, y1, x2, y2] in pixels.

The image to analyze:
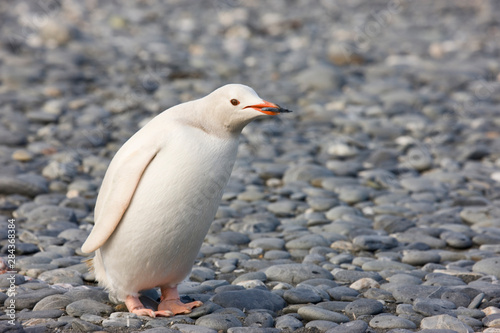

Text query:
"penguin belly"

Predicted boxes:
[[94, 130, 238, 300]]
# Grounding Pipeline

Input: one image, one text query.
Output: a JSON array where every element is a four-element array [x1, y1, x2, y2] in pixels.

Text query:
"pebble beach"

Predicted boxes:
[[1, 0, 500, 332]]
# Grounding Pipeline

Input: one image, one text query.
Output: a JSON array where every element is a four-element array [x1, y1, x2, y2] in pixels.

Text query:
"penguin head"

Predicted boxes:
[[203, 84, 292, 134]]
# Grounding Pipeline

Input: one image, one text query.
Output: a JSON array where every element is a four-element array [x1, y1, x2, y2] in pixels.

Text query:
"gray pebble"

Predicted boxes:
[[283, 287, 323, 304], [275, 315, 303, 330], [244, 311, 274, 328], [325, 320, 368, 333], [0, 174, 48, 197], [353, 235, 398, 251], [327, 287, 359, 301], [4, 287, 62, 310], [420, 314, 474, 332], [248, 238, 285, 251], [66, 299, 113, 317], [369, 314, 417, 329], [33, 294, 73, 311], [265, 264, 333, 284], [172, 323, 217, 333], [286, 234, 329, 250], [472, 257, 500, 278], [305, 320, 339, 331], [344, 298, 384, 316], [38, 268, 83, 285], [283, 164, 334, 184], [402, 250, 441, 266], [211, 289, 286, 312], [195, 313, 242, 332]]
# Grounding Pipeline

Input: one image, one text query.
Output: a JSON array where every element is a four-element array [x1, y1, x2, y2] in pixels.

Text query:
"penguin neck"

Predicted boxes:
[[187, 100, 242, 140]]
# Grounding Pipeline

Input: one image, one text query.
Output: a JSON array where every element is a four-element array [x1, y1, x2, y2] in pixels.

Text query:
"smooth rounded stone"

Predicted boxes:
[[80, 313, 104, 324], [440, 231, 473, 249], [206, 232, 250, 246], [286, 234, 329, 250], [275, 315, 303, 330], [390, 285, 447, 303], [283, 287, 323, 304], [237, 190, 266, 202], [298, 306, 350, 323], [352, 235, 398, 251], [386, 274, 422, 285], [232, 272, 267, 285], [102, 317, 142, 329], [459, 315, 484, 330], [307, 197, 338, 211], [38, 268, 83, 285], [243, 311, 274, 328], [266, 201, 297, 216], [66, 299, 113, 317], [483, 313, 500, 328], [303, 253, 326, 264], [33, 294, 73, 311], [363, 288, 395, 302], [400, 177, 444, 193], [4, 287, 62, 310], [211, 288, 285, 312], [306, 320, 339, 331], [172, 323, 218, 333], [326, 320, 368, 333], [460, 206, 500, 226], [265, 264, 333, 284], [472, 258, 500, 278], [0, 174, 49, 197], [329, 253, 354, 265], [373, 215, 416, 234], [394, 232, 446, 249], [283, 164, 334, 184], [228, 328, 279, 333], [57, 229, 89, 242], [333, 270, 382, 284], [362, 260, 414, 272], [191, 267, 216, 282], [413, 299, 455, 316], [345, 298, 384, 316], [402, 250, 441, 266], [248, 238, 285, 250], [424, 274, 466, 287], [369, 314, 417, 329], [337, 186, 370, 204], [236, 214, 280, 234], [0, 274, 25, 288], [263, 250, 291, 260], [25, 205, 77, 224], [420, 314, 474, 333], [324, 206, 361, 221], [327, 287, 359, 301]]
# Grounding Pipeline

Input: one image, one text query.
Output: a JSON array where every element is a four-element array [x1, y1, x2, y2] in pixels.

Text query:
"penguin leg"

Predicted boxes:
[[125, 295, 172, 318], [157, 286, 202, 315]]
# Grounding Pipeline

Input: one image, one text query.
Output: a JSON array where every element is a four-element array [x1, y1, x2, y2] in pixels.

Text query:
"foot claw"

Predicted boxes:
[[154, 310, 174, 317], [131, 308, 156, 318]]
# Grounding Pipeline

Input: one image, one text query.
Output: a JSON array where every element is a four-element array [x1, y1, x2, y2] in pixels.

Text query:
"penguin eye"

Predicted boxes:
[[230, 99, 240, 106]]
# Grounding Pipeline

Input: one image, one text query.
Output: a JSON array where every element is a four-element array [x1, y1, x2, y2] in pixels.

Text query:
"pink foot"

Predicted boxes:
[[125, 295, 173, 318], [157, 286, 202, 315]]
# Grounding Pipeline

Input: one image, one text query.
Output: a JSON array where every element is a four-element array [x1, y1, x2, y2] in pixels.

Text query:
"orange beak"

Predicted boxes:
[[244, 100, 292, 115]]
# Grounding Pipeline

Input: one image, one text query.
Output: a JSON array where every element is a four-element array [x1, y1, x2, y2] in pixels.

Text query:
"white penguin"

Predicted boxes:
[[81, 84, 291, 317]]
